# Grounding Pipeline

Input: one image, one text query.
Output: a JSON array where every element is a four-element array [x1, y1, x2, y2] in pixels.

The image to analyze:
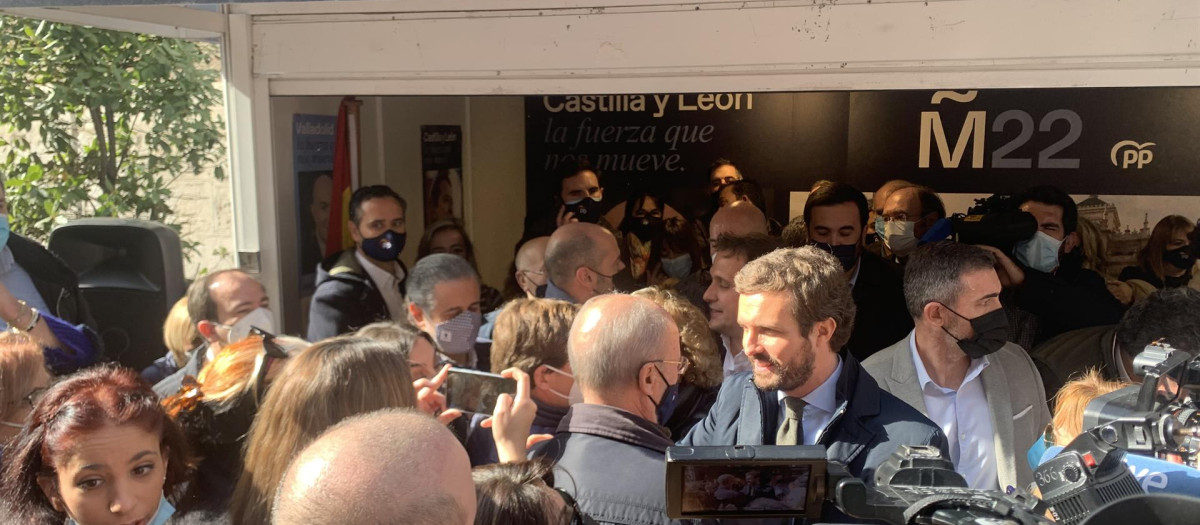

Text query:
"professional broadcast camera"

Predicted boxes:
[[1082, 341, 1200, 467], [665, 444, 1050, 525], [1031, 341, 1200, 524], [922, 193, 1038, 252]]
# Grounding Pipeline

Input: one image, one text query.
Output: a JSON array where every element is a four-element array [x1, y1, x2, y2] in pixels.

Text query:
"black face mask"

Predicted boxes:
[[564, 197, 604, 223], [809, 242, 859, 272], [626, 215, 664, 242], [939, 304, 1009, 359], [1164, 245, 1195, 271]]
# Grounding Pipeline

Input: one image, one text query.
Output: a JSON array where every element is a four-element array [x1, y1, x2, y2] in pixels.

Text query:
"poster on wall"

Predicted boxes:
[[293, 114, 337, 303], [525, 87, 1200, 282], [421, 125, 464, 228]]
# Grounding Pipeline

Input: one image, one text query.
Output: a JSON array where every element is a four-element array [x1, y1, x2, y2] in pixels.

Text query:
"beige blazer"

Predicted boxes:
[[862, 333, 1052, 491]]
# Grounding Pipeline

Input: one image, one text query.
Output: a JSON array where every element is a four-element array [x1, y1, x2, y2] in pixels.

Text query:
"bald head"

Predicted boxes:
[[709, 201, 768, 254], [515, 236, 550, 298], [568, 295, 679, 402], [273, 409, 475, 525], [544, 223, 623, 303]]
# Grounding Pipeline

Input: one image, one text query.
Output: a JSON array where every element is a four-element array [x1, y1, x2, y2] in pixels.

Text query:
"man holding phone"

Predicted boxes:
[[531, 294, 682, 525], [679, 247, 946, 499]]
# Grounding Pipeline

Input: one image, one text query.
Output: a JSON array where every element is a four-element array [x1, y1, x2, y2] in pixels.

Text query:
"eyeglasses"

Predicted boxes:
[[710, 176, 739, 189], [652, 357, 691, 375], [554, 487, 586, 525], [250, 327, 289, 402]]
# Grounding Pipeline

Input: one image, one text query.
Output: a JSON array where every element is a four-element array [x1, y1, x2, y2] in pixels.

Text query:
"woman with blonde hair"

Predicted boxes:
[[632, 286, 723, 437], [162, 333, 307, 515], [143, 297, 202, 384], [229, 336, 458, 525]]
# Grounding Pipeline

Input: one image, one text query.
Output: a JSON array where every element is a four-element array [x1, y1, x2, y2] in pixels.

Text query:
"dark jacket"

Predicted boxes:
[[1030, 325, 1119, 406], [9, 233, 102, 365], [531, 404, 679, 525], [153, 343, 208, 398], [9, 233, 95, 329], [307, 248, 403, 341], [141, 352, 181, 385], [679, 354, 948, 485], [845, 252, 913, 362], [664, 382, 718, 439], [1006, 262, 1125, 348], [467, 399, 569, 466]]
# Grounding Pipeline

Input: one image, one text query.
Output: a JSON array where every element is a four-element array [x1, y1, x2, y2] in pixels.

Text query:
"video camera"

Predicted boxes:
[[665, 444, 1049, 525], [921, 193, 1038, 252], [1082, 341, 1200, 467], [1029, 341, 1200, 524]]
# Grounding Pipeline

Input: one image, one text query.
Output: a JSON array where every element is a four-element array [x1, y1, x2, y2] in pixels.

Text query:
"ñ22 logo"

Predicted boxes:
[[918, 90, 1081, 169]]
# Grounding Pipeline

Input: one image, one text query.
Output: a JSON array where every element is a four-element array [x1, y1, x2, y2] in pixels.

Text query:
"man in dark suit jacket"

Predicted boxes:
[[796, 182, 912, 362], [308, 185, 409, 341], [680, 247, 947, 494]]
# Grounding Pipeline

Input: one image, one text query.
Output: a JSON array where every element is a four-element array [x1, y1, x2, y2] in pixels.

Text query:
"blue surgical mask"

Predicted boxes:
[[0, 215, 9, 251], [1014, 231, 1064, 273], [361, 229, 406, 262], [649, 365, 680, 426], [68, 493, 174, 525], [661, 254, 693, 279]]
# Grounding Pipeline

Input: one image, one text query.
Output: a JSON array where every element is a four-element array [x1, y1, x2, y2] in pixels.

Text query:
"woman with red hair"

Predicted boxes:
[[0, 365, 190, 525]]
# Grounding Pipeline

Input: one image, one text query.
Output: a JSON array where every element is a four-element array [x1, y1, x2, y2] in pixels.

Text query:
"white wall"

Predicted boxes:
[[247, 0, 1200, 96]]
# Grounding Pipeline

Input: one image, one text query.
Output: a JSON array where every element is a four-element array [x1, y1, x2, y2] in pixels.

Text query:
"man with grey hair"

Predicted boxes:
[[681, 247, 945, 505], [543, 222, 625, 304], [863, 242, 1050, 491], [406, 253, 485, 368], [530, 294, 682, 525], [273, 409, 475, 525]]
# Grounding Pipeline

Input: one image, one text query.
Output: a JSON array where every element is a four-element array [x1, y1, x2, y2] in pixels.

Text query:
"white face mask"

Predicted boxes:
[[543, 364, 576, 403], [1014, 231, 1064, 273], [219, 307, 274, 344], [882, 220, 919, 257]]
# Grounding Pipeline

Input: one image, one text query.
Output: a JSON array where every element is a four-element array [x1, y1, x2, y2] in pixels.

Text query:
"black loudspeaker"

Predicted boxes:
[[48, 219, 185, 371]]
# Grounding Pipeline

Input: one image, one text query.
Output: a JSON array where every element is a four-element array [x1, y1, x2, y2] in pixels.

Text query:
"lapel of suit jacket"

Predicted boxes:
[[887, 336, 928, 415], [981, 355, 1017, 490]]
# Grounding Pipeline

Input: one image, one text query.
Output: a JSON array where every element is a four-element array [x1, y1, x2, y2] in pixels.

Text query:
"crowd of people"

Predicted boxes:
[[0, 162, 1198, 525]]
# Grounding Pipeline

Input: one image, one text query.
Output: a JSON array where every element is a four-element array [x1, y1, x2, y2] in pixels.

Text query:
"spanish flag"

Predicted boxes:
[[325, 97, 362, 257]]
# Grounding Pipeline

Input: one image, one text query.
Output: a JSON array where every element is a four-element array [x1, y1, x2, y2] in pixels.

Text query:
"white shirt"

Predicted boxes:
[[848, 257, 862, 288], [909, 333, 998, 490], [776, 357, 843, 445], [355, 250, 407, 321], [721, 334, 752, 378]]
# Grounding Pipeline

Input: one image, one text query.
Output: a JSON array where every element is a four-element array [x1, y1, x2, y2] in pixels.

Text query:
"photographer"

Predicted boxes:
[[988, 185, 1126, 349], [1032, 287, 1200, 402]]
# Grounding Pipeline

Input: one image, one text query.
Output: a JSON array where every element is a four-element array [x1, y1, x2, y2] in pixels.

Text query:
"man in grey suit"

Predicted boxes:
[[863, 242, 1051, 492]]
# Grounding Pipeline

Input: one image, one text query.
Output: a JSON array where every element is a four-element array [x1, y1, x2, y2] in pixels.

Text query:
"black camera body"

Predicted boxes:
[[1035, 431, 1143, 525], [665, 445, 1049, 525], [947, 194, 1038, 252], [1082, 342, 1200, 467]]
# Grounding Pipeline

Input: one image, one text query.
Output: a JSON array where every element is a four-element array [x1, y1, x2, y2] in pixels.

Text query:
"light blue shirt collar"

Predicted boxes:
[[776, 356, 842, 416]]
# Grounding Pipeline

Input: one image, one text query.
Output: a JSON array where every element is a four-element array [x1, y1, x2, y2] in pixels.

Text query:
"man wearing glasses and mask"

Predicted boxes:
[[531, 294, 685, 525]]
